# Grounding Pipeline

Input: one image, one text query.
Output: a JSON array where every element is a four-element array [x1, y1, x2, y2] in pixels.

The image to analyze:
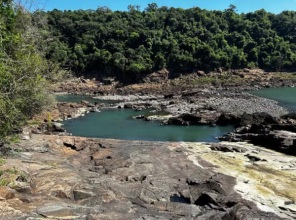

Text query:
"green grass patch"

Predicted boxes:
[[0, 167, 28, 187], [0, 158, 5, 165]]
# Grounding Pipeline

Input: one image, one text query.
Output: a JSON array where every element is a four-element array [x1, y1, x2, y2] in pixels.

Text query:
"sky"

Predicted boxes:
[[26, 0, 296, 14]]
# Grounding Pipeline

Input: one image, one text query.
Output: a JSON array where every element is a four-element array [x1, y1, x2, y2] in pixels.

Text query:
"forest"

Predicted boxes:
[[40, 3, 296, 81], [1, 1, 296, 139]]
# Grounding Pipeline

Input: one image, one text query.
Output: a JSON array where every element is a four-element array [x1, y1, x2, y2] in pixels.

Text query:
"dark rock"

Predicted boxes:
[[245, 154, 266, 162], [52, 124, 65, 133], [164, 94, 174, 99], [167, 113, 203, 126], [133, 115, 145, 119], [124, 103, 133, 109], [170, 194, 191, 204], [271, 124, 296, 133], [73, 189, 96, 201], [216, 113, 239, 126], [87, 103, 95, 108], [225, 202, 281, 220], [167, 117, 187, 126], [63, 140, 88, 151], [281, 113, 296, 120], [210, 143, 247, 153], [220, 130, 296, 156], [194, 193, 221, 210], [239, 112, 279, 127]]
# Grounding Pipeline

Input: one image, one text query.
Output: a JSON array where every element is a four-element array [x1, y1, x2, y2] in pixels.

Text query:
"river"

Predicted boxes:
[[248, 87, 296, 112], [60, 87, 296, 142], [58, 95, 233, 142]]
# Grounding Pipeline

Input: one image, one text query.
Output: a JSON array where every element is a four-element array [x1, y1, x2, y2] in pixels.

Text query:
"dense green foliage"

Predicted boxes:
[[0, 0, 60, 140], [41, 4, 296, 81]]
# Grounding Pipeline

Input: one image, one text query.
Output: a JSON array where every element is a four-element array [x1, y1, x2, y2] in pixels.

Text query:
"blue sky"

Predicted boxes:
[[32, 0, 296, 14]]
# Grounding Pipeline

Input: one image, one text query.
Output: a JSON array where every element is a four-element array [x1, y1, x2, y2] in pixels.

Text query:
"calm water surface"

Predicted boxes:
[[60, 87, 296, 142], [249, 87, 296, 112], [63, 108, 233, 142]]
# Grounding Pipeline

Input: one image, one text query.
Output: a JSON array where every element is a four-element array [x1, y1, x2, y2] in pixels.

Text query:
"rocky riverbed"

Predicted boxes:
[[0, 135, 295, 219], [2, 72, 296, 219]]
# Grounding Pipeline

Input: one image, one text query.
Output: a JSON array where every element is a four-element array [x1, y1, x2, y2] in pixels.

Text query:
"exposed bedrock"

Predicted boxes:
[[0, 135, 292, 219], [220, 113, 296, 155]]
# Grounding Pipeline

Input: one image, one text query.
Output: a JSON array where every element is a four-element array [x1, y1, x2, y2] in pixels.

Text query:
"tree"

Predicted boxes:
[[0, 0, 63, 141], [145, 3, 158, 12], [43, 3, 296, 79]]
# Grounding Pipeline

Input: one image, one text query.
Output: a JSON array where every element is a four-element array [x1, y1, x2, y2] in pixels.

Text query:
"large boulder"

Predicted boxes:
[[166, 113, 202, 126], [238, 112, 279, 127], [216, 113, 239, 126], [220, 130, 296, 156]]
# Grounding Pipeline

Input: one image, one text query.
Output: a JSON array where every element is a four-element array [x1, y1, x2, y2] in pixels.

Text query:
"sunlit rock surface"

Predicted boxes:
[[0, 135, 294, 219]]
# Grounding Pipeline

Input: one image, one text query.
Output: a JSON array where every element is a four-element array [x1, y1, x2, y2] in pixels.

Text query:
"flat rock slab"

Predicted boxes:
[[0, 135, 293, 219]]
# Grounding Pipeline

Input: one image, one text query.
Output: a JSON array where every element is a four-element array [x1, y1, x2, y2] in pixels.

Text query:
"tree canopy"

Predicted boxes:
[[39, 4, 296, 82], [0, 0, 62, 141]]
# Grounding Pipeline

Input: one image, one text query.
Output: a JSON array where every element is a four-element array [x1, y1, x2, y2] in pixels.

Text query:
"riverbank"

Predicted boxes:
[[0, 135, 295, 219], [53, 69, 296, 95], [2, 70, 296, 219]]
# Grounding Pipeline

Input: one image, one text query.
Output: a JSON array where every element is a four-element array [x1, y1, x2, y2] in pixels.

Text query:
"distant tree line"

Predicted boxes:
[[37, 3, 296, 81]]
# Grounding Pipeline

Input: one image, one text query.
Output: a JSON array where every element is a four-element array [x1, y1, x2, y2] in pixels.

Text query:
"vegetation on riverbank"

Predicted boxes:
[[1, 1, 296, 140], [37, 4, 296, 81], [0, 0, 64, 141]]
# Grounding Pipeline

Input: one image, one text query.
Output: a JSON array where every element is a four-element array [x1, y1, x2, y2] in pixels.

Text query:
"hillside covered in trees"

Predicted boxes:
[[41, 3, 296, 81]]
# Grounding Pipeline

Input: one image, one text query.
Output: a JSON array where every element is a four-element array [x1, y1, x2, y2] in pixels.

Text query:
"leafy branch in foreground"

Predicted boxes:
[[0, 0, 64, 141]]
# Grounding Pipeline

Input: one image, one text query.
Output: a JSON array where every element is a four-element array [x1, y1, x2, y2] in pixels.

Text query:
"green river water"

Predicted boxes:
[[59, 95, 233, 142], [60, 87, 296, 142], [62, 108, 233, 142], [249, 87, 296, 112]]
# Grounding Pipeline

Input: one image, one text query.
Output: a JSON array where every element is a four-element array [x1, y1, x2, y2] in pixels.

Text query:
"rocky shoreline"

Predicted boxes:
[[1, 135, 295, 219], [37, 82, 295, 155], [1, 72, 296, 219]]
